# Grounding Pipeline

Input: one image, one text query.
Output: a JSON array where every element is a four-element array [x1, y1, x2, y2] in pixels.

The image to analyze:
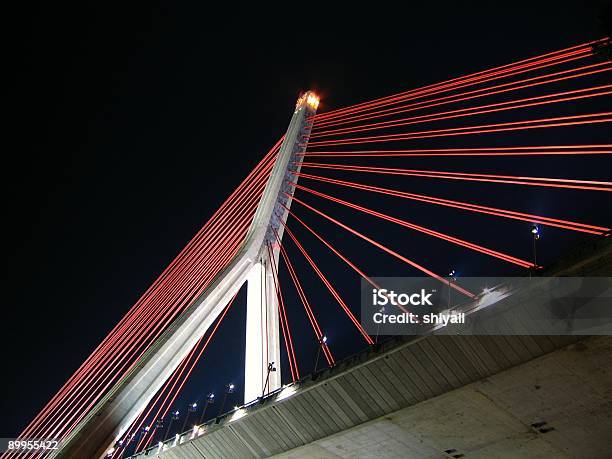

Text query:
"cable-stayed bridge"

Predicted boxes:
[[4, 38, 612, 459]]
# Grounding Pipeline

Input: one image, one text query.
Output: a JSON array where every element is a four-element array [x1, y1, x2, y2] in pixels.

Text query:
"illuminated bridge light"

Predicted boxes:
[[306, 93, 320, 109]]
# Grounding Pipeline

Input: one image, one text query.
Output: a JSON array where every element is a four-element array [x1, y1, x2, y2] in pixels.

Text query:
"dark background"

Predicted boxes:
[[3, 1, 611, 442]]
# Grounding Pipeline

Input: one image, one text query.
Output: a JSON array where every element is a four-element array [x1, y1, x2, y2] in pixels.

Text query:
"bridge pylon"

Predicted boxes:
[[52, 91, 318, 458]]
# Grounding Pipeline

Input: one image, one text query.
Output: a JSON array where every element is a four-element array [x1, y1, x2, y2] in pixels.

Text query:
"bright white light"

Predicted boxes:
[[476, 286, 510, 310], [107, 447, 115, 455], [192, 402, 197, 408], [276, 385, 298, 401], [322, 335, 327, 344], [229, 407, 247, 422]]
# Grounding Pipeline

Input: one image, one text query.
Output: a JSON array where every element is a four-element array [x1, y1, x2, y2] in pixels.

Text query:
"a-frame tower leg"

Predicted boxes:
[[244, 248, 281, 403]]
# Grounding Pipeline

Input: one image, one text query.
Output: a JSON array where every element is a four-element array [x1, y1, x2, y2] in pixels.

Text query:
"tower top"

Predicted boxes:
[[295, 90, 320, 111]]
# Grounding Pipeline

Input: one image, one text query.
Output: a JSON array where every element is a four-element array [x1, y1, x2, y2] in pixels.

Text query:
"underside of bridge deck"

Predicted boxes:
[[135, 334, 612, 459], [129, 238, 611, 459]]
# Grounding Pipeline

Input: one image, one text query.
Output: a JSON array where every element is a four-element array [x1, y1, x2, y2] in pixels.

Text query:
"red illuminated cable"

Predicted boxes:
[[311, 85, 612, 138], [313, 40, 606, 121], [103, 278, 241, 455], [296, 172, 610, 235], [90, 146, 278, 456], [112, 334, 201, 459], [13, 143, 278, 452], [279, 204, 381, 289], [32, 210, 284, 448], [269, 242, 298, 382], [116, 292, 238, 457], [282, 225, 375, 344], [312, 51, 592, 124], [142, 425, 159, 453], [315, 45, 593, 118], [133, 293, 237, 455], [45, 237, 245, 441], [34, 188, 262, 442], [298, 162, 612, 192], [42, 165, 274, 420], [125, 296, 233, 457], [130, 294, 237, 455], [313, 49, 591, 121], [272, 227, 334, 365], [267, 243, 300, 381], [15, 144, 280, 444], [279, 203, 410, 318], [313, 62, 612, 130], [308, 113, 612, 147], [293, 183, 534, 268], [57, 224, 251, 429], [287, 194, 476, 298], [277, 242, 335, 365], [34, 172, 270, 442], [301, 144, 612, 157]]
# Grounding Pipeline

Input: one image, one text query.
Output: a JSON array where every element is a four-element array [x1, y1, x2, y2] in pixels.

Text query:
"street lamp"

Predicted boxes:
[[135, 425, 150, 446], [198, 393, 215, 424], [163, 410, 180, 441], [180, 402, 198, 433], [375, 307, 385, 343], [448, 270, 457, 308], [531, 224, 540, 272], [314, 335, 328, 372], [262, 362, 277, 397], [217, 383, 235, 417], [151, 418, 164, 444]]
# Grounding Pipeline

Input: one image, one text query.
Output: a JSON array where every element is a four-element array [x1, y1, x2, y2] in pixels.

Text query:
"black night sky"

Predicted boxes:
[[2, 1, 611, 447]]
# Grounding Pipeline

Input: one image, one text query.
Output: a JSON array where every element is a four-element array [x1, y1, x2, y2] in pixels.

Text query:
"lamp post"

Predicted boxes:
[[163, 410, 180, 441], [180, 402, 198, 434], [531, 224, 540, 274], [448, 269, 457, 308], [314, 335, 327, 372], [262, 362, 277, 397], [375, 307, 385, 343], [217, 383, 235, 417], [151, 418, 164, 444], [136, 425, 150, 446], [198, 393, 215, 424]]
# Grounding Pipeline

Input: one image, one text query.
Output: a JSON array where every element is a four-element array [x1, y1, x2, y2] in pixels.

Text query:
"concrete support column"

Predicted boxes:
[[244, 250, 281, 403]]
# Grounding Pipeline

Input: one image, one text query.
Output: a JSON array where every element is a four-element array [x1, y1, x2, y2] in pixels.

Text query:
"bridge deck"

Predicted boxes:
[[130, 237, 611, 459]]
